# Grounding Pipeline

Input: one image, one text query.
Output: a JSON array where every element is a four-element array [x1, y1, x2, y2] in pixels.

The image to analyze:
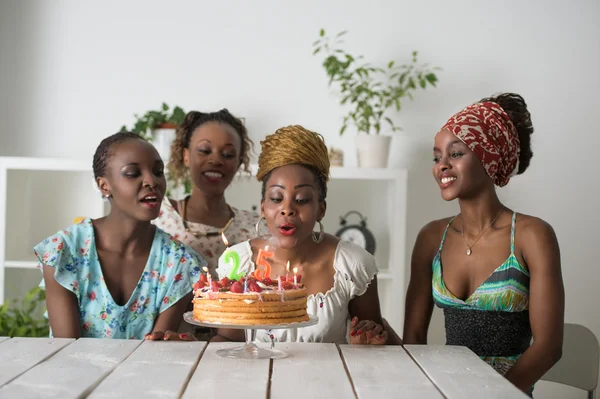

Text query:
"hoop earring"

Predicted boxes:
[[255, 217, 267, 237], [312, 220, 324, 243]]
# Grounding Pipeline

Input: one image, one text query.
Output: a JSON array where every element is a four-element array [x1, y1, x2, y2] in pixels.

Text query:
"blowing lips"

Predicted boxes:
[[139, 192, 161, 209], [278, 222, 297, 236]]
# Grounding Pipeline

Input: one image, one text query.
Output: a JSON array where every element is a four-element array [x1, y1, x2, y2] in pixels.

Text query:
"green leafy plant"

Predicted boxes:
[[313, 29, 441, 135], [120, 102, 186, 140], [0, 286, 49, 337]]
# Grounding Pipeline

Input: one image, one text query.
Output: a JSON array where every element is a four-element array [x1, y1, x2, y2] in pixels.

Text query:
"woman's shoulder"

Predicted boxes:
[[332, 236, 377, 274], [414, 217, 454, 248], [63, 217, 94, 237], [231, 207, 260, 224], [158, 198, 181, 219], [36, 218, 93, 248], [335, 238, 374, 262], [406, 216, 454, 267], [331, 237, 378, 297], [154, 227, 204, 260], [420, 217, 454, 236], [153, 198, 182, 231], [514, 212, 558, 244], [514, 212, 552, 228], [34, 218, 95, 271]]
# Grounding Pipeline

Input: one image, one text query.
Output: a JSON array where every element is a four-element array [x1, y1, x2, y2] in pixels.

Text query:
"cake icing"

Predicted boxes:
[[192, 274, 309, 326]]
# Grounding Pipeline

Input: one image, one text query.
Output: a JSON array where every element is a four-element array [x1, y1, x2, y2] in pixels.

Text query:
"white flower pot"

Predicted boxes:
[[355, 134, 392, 168], [152, 128, 176, 163]]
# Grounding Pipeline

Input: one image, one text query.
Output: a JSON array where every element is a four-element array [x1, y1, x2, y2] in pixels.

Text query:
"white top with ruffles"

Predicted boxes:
[[216, 239, 378, 344]]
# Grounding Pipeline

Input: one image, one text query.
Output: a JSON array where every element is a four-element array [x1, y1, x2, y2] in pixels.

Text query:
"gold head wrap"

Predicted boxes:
[[256, 125, 330, 183]]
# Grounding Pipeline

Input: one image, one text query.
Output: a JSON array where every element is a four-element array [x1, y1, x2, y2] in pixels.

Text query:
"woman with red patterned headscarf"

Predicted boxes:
[[403, 93, 564, 397]]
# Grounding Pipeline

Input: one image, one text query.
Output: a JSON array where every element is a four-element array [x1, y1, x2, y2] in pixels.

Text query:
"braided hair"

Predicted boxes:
[[93, 132, 146, 178], [256, 125, 330, 201], [168, 109, 253, 186]]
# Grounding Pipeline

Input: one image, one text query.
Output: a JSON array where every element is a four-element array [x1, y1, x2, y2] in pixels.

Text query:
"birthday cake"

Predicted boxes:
[[192, 275, 310, 326]]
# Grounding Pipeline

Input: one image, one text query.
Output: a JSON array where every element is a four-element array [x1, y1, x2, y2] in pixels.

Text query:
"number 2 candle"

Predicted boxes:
[[222, 233, 244, 280]]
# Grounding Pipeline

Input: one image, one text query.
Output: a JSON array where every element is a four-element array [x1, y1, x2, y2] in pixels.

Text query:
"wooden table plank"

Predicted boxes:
[[404, 345, 529, 398], [182, 342, 270, 399], [270, 342, 355, 399], [0, 337, 74, 387], [339, 345, 444, 398], [0, 338, 141, 398], [89, 340, 208, 399]]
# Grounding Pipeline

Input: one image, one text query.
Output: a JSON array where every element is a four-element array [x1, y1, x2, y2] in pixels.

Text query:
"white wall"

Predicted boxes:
[[1, 1, 598, 396]]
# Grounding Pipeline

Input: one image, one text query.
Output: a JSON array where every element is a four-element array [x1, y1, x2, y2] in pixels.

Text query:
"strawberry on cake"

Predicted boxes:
[[192, 275, 309, 326]]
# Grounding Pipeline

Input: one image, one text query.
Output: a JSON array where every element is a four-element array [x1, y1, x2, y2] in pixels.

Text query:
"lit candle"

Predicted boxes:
[[244, 278, 248, 293], [222, 233, 243, 280], [278, 275, 282, 291], [293, 267, 298, 287], [253, 246, 274, 280], [286, 261, 290, 282], [222, 232, 228, 247], [203, 267, 213, 291]]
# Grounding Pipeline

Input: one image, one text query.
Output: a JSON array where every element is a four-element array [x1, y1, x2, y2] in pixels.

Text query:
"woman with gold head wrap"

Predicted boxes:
[[214, 125, 400, 345]]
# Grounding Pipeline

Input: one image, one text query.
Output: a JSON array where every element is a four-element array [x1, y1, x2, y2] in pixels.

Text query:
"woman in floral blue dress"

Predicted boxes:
[[35, 132, 206, 339]]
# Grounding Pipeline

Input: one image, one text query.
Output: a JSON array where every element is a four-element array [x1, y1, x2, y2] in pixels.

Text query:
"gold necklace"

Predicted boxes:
[[181, 196, 234, 238], [460, 207, 504, 256]]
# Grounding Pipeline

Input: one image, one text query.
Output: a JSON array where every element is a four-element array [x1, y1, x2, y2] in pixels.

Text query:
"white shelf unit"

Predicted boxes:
[[0, 157, 106, 307], [0, 156, 408, 332]]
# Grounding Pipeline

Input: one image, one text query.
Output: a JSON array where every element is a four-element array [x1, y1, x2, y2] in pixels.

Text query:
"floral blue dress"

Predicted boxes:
[[34, 218, 206, 339]]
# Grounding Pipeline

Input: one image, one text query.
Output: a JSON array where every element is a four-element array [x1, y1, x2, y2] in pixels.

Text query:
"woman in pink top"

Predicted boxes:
[[150, 109, 259, 340], [153, 109, 259, 274]]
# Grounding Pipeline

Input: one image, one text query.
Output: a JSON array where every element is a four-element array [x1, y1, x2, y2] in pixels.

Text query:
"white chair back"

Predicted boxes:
[[541, 323, 599, 399]]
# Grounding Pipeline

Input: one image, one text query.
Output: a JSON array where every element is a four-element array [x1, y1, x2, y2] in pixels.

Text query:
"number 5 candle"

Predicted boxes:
[[253, 245, 274, 280]]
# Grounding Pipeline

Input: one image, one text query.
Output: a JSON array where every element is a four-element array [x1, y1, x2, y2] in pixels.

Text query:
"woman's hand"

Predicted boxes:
[[349, 317, 388, 345], [144, 331, 197, 341]]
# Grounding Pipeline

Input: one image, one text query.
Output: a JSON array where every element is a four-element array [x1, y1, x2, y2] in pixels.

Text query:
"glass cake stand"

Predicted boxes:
[[183, 312, 318, 359]]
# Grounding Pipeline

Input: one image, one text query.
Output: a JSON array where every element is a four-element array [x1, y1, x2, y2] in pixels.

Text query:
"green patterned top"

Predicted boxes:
[[432, 212, 531, 380]]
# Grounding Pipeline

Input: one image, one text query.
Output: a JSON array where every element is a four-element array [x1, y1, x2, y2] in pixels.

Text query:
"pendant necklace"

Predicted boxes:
[[461, 207, 504, 256]]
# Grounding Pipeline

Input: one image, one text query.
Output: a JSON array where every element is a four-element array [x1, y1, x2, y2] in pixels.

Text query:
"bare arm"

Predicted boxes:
[[349, 276, 384, 325], [151, 292, 194, 334], [42, 264, 81, 338], [402, 222, 439, 344], [348, 276, 402, 345], [504, 219, 564, 392]]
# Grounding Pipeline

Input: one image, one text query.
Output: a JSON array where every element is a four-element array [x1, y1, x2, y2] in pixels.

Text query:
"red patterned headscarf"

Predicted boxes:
[[440, 101, 520, 187]]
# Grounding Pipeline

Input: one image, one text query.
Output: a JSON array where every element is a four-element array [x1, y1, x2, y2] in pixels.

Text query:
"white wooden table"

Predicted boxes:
[[0, 337, 528, 398]]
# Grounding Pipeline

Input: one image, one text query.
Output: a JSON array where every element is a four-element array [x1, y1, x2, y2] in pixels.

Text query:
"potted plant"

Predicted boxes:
[[313, 29, 441, 168], [0, 286, 49, 337], [120, 103, 186, 163]]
